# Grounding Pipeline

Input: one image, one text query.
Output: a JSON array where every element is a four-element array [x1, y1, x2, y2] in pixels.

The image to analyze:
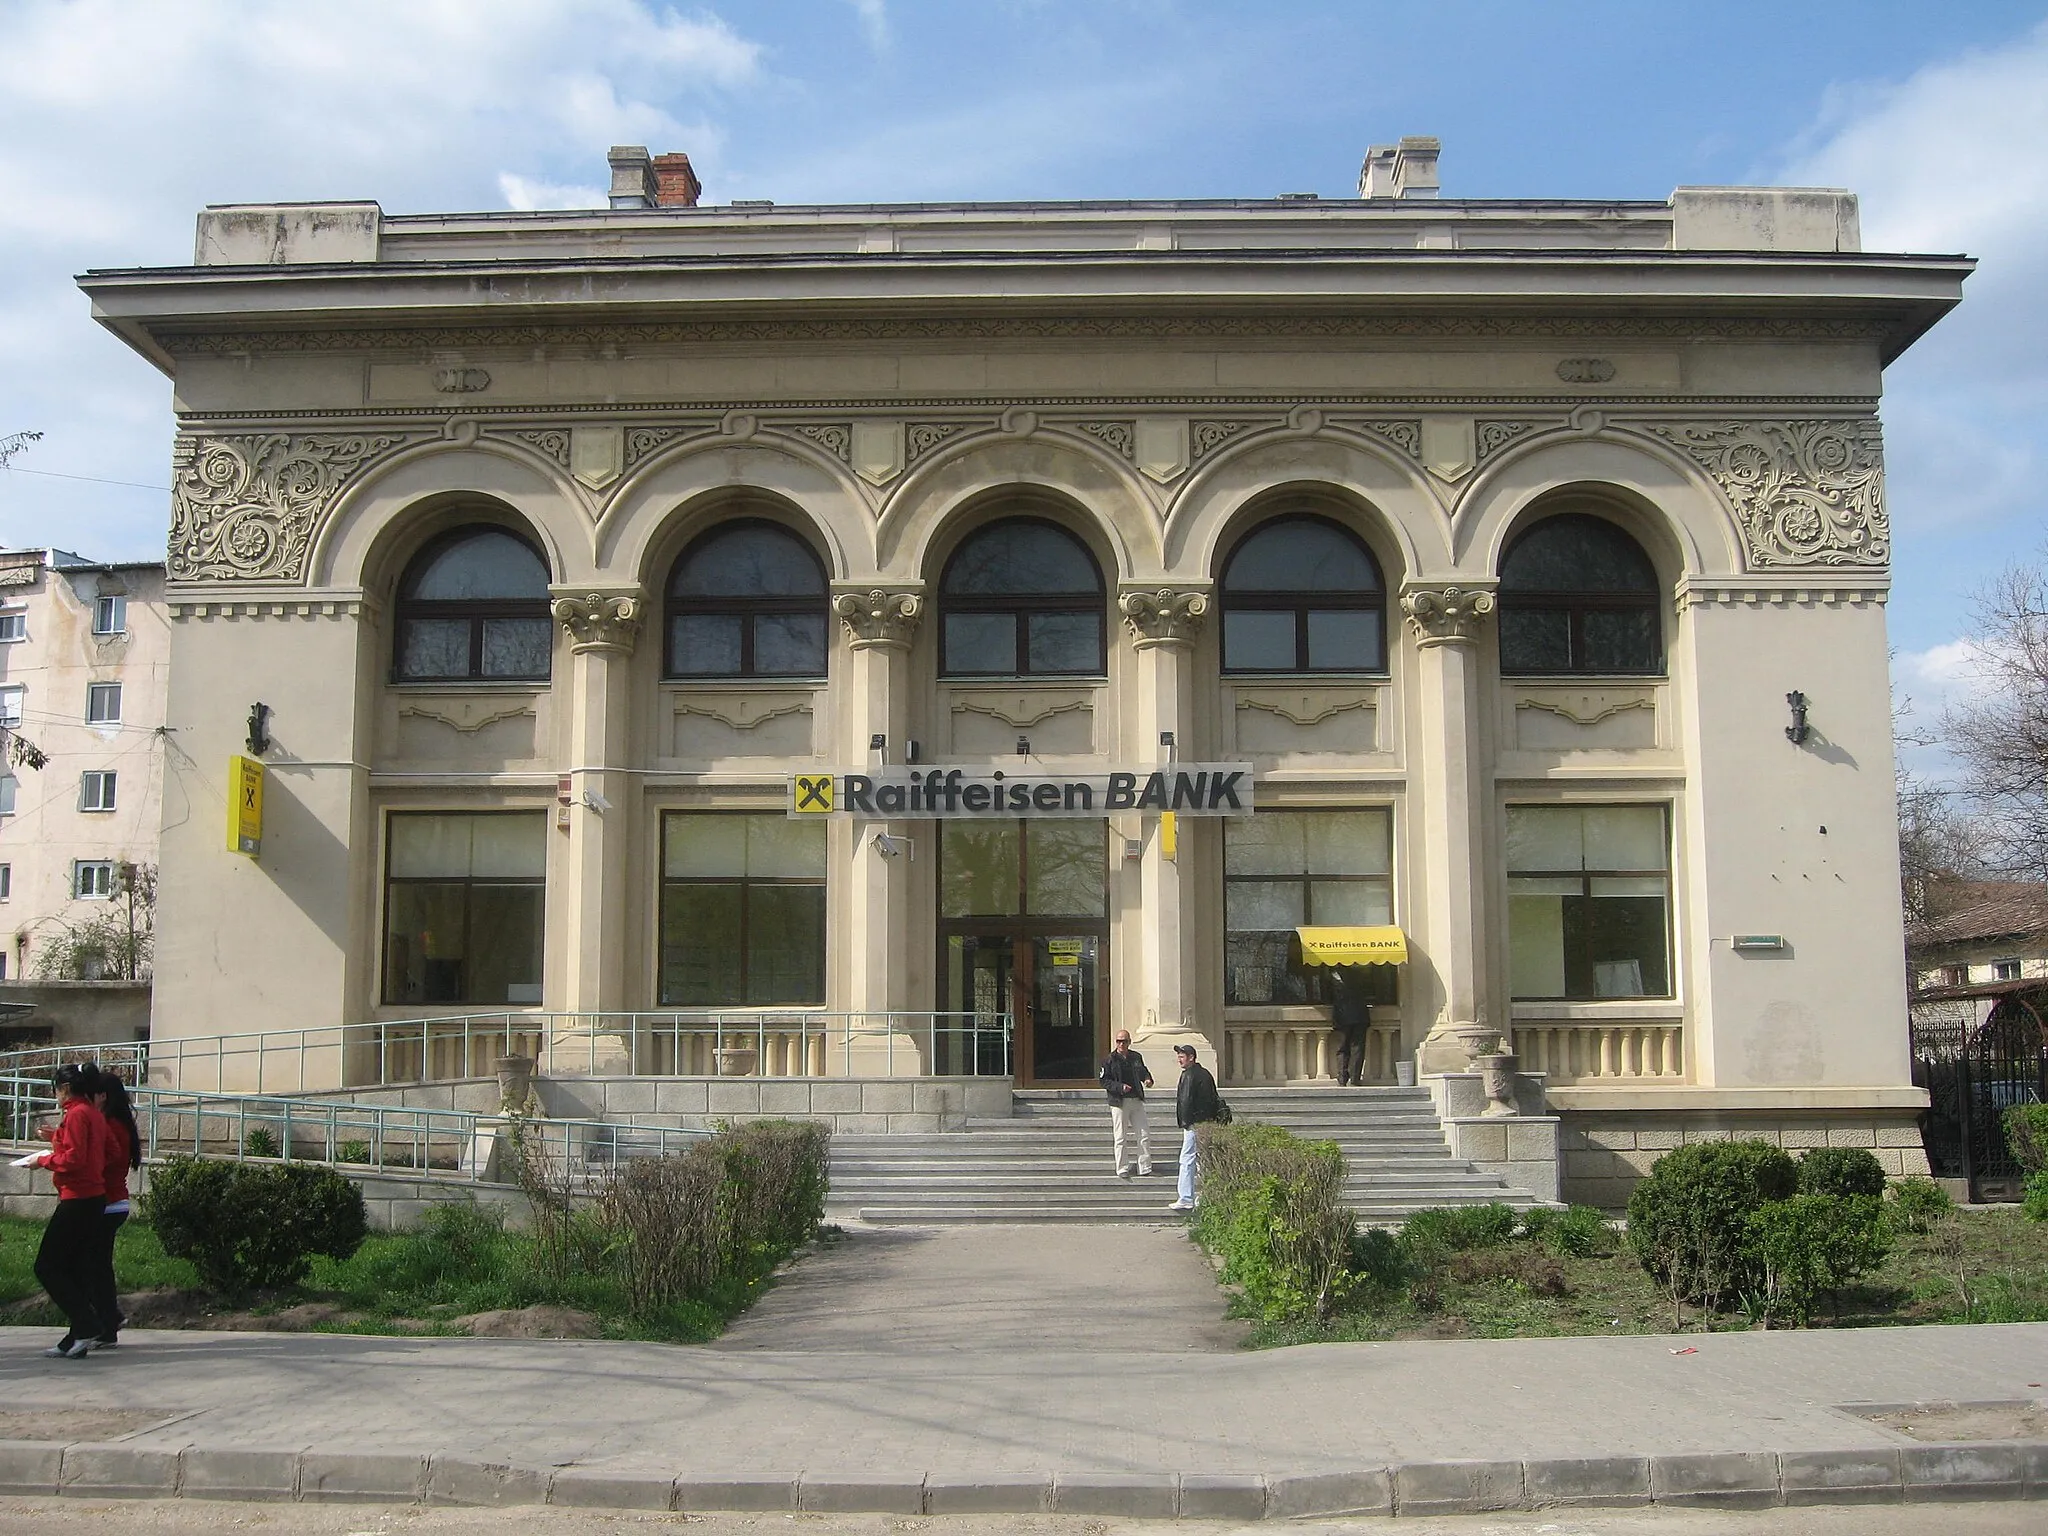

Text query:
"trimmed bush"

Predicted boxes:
[[1519, 1204, 1614, 1258], [1190, 1123, 1358, 1322], [1886, 1177, 1953, 1233], [1797, 1146, 1887, 1200], [2006, 1105, 2048, 1176], [144, 1156, 367, 1296], [2024, 1171, 2048, 1223], [1396, 1203, 1519, 1264], [1627, 1139, 1798, 1310], [1747, 1194, 1891, 1325]]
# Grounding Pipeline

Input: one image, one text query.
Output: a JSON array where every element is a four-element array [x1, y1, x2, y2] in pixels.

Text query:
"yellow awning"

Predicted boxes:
[[1296, 925, 1408, 966]]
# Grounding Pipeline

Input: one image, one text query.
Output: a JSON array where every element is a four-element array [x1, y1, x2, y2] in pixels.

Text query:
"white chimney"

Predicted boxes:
[[608, 146, 658, 210], [1359, 136, 1441, 200]]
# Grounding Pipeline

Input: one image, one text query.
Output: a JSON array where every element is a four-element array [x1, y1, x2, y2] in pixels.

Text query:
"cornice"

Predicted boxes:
[[1675, 578, 1889, 610]]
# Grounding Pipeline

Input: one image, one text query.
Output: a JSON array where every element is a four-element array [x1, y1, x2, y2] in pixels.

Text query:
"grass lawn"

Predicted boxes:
[[1247, 1207, 2048, 1347], [0, 1212, 806, 1344]]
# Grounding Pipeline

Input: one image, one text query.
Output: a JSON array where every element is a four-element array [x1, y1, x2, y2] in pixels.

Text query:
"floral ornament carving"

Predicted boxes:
[[1645, 419, 1887, 568], [1191, 420, 1254, 459], [1400, 586, 1496, 647], [552, 592, 641, 654], [1118, 588, 1210, 648], [626, 426, 699, 466], [906, 422, 972, 463], [169, 433, 410, 583], [1074, 421, 1136, 458], [512, 429, 571, 467], [1347, 419, 1423, 459], [834, 588, 923, 649], [789, 423, 852, 462], [1476, 420, 1536, 461]]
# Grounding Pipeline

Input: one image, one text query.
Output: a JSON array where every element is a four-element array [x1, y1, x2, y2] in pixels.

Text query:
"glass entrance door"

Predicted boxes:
[[939, 821, 1108, 1086]]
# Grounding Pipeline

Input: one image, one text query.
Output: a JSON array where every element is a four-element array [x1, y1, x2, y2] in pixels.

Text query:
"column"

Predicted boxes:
[[1118, 585, 1209, 1051], [1400, 583, 1498, 1074], [831, 585, 923, 1060], [549, 587, 643, 1034]]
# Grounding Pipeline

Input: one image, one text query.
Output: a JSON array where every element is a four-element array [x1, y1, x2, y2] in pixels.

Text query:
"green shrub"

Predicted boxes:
[[143, 1156, 368, 1297], [1626, 1140, 1798, 1311], [1190, 1124, 1358, 1322], [2023, 1171, 2048, 1223], [1348, 1226, 1411, 1293], [1747, 1194, 1891, 1325], [1397, 1203, 1519, 1263], [2006, 1105, 2048, 1175], [1886, 1177, 1953, 1233], [1797, 1146, 1888, 1200], [1518, 1204, 1614, 1258], [1448, 1245, 1569, 1296], [242, 1127, 281, 1159], [335, 1139, 372, 1164]]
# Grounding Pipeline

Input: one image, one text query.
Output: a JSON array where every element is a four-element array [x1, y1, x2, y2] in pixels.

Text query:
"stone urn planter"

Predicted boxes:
[[713, 1044, 758, 1078], [1477, 1050, 1520, 1117], [494, 1054, 535, 1111]]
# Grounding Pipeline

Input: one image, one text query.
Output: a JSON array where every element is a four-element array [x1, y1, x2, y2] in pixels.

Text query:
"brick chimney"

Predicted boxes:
[[652, 153, 702, 208]]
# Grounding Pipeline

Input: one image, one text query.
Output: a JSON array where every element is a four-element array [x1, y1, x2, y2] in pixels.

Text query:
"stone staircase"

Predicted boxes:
[[828, 1085, 1547, 1225]]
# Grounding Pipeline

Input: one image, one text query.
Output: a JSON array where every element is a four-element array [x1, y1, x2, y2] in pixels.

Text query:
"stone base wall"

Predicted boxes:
[[536, 1075, 1011, 1133], [1425, 1072, 1562, 1204], [1561, 1109, 1931, 1210], [0, 1160, 527, 1233]]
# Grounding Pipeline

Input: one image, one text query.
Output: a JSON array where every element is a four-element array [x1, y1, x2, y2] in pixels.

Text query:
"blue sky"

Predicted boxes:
[[3, 0, 2045, 725]]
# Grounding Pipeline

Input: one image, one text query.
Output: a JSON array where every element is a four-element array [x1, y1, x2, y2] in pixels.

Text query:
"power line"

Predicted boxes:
[[1, 466, 171, 494]]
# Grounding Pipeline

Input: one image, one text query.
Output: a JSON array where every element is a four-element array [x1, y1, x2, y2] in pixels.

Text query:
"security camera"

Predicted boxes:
[[871, 831, 907, 860], [581, 790, 613, 814]]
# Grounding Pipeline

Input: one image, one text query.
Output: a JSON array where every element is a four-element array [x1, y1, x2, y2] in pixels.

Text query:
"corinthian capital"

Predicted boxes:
[[1118, 586, 1210, 649], [833, 586, 924, 649], [1400, 585, 1496, 647], [551, 590, 643, 654]]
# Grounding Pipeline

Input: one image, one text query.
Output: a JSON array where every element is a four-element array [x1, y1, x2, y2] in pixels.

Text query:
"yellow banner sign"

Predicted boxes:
[[228, 754, 264, 857], [1297, 925, 1407, 966]]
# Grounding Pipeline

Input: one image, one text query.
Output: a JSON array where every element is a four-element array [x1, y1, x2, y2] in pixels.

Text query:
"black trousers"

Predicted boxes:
[[1334, 1028, 1368, 1086], [86, 1209, 128, 1339], [34, 1196, 107, 1340]]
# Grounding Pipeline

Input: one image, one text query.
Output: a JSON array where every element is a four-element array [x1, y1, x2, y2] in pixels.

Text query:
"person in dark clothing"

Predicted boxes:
[[1329, 965, 1373, 1086], [87, 1071, 142, 1349], [1168, 1044, 1222, 1211], [31, 1063, 109, 1359], [1098, 1030, 1154, 1177]]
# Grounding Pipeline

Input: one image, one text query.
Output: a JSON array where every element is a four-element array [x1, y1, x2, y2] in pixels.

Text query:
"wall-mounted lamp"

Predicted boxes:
[[1785, 691, 1811, 746], [246, 701, 272, 757], [1016, 736, 1031, 756], [905, 739, 921, 764]]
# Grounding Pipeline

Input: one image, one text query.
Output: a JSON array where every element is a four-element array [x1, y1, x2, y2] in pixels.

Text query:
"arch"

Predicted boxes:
[[937, 515, 1108, 679], [1453, 432, 1741, 580], [1218, 513, 1389, 675], [1497, 510, 1665, 676], [392, 524, 554, 682], [664, 519, 832, 679], [599, 437, 870, 585], [314, 441, 583, 591], [1163, 434, 1440, 583], [878, 434, 1155, 582]]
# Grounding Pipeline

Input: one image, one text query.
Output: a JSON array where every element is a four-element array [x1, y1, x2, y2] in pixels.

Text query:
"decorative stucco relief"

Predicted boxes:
[[552, 592, 641, 653], [1644, 419, 1887, 568], [1190, 420, 1257, 459], [906, 422, 977, 463], [1475, 419, 1541, 461], [1233, 688, 1379, 727], [673, 694, 813, 731], [785, 423, 852, 462], [1073, 421, 1136, 458], [168, 432, 417, 583], [1400, 585, 1496, 646], [510, 428, 570, 467], [834, 588, 923, 649], [1117, 587, 1209, 648], [397, 700, 537, 734], [1329, 419, 1423, 460], [949, 692, 1094, 729]]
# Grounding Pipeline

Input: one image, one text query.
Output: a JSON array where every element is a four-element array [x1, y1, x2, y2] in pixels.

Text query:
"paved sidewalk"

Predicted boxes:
[[0, 1225, 2042, 1517]]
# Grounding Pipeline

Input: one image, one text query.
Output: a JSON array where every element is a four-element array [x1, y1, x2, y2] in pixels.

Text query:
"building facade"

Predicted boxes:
[[0, 549, 168, 985], [83, 148, 1966, 1200]]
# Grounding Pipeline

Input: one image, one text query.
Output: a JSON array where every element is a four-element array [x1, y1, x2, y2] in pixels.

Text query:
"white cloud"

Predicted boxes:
[[498, 173, 608, 212], [846, 0, 889, 53]]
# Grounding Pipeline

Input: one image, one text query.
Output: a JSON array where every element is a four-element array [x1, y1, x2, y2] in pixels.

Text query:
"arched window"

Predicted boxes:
[[1498, 512, 1663, 676], [940, 518, 1105, 677], [1220, 515, 1386, 673], [666, 520, 829, 678], [394, 526, 552, 682]]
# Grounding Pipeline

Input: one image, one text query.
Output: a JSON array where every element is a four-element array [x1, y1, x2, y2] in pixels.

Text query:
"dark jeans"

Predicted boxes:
[[1334, 1028, 1368, 1086], [88, 1209, 128, 1339], [34, 1196, 107, 1340]]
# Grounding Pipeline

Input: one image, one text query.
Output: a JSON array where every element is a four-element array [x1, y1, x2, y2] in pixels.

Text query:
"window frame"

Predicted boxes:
[[1219, 514, 1389, 676], [938, 517, 1107, 680], [86, 682, 122, 724], [657, 810, 828, 1007], [74, 860, 116, 900], [1506, 802, 1674, 1002], [1497, 512, 1665, 678], [379, 810, 548, 1007], [391, 525, 554, 685], [92, 594, 127, 636], [0, 775, 15, 816], [79, 771, 117, 813], [0, 609, 25, 643], [663, 519, 831, 681], [0, 686, 23, 727], [1223, 807, 1397, 1008], [1993, 958, 2024, 982], [0, 863, 10, 900]]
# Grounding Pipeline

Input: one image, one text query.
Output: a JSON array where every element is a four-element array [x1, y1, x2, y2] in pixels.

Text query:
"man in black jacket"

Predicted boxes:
[[1330, 965, 1372, 1086], [1098, 1030, 1153, 1177], [1169, 1043, 1222, 1211]]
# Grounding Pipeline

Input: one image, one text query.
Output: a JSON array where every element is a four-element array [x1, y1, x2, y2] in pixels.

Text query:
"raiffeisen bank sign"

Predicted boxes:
[[789, 764, 1255, 819]]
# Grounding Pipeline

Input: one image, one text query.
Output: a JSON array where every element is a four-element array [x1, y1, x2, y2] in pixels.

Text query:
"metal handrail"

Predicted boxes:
[[0, 1040, 148, 1083], [0, 1073, 707, 1186]]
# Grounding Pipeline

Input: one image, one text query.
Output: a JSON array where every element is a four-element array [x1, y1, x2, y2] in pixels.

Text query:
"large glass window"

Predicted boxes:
[[1497, 511, 1663, 676], [939, 518, 1105, 677], [666, 520, 829, 678], [1225, 809, 1394, 1005], [659, 812, 826, 1005], [1507, 803, 1671, 999], [393, 526, 553, 683], [1221, 515, 1387, 673], [383, 812, 547, 1005]]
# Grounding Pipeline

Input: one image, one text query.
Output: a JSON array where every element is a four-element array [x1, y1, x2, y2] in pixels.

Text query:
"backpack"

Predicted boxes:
[[1214, 1097, 1233, 1125]]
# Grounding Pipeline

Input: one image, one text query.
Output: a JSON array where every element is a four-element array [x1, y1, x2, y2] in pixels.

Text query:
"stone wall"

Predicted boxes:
[[1560, 1109, 1930, 1210], [0, 981, 150, 1048], [0, 1160, 525, 1233], [536, 1075, 1011, 1132]]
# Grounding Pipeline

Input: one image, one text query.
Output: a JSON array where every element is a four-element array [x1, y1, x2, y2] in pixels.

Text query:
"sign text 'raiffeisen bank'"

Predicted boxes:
[[790, 764, 1255, 819]]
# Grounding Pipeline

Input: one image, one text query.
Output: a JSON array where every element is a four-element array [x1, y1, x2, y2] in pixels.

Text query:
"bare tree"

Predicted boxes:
[[1945, 561, 2048, 884]]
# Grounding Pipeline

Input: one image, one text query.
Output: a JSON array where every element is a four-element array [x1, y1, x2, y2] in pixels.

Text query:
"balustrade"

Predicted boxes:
[[1511, 1021, 1685, 1083], [1222, 1023, 1404, 1086]]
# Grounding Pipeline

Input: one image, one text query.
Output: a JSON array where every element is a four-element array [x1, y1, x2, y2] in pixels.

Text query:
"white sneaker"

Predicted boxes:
[[1167, 1201, 1193, 1211], [1116, 1167, 1132, 1179]]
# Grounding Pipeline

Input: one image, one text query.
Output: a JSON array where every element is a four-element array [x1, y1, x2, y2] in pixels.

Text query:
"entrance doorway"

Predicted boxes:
[[938, 820, 1108, 1085]]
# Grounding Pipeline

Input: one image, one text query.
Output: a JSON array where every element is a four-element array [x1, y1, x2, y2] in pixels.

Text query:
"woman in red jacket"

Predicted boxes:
[[87, 1072, 142, 1348], [32, 1063, 109, 1359]]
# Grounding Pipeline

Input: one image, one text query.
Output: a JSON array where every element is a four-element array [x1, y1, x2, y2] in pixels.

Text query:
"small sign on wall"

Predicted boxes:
[[227, 754, 264, 857]]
